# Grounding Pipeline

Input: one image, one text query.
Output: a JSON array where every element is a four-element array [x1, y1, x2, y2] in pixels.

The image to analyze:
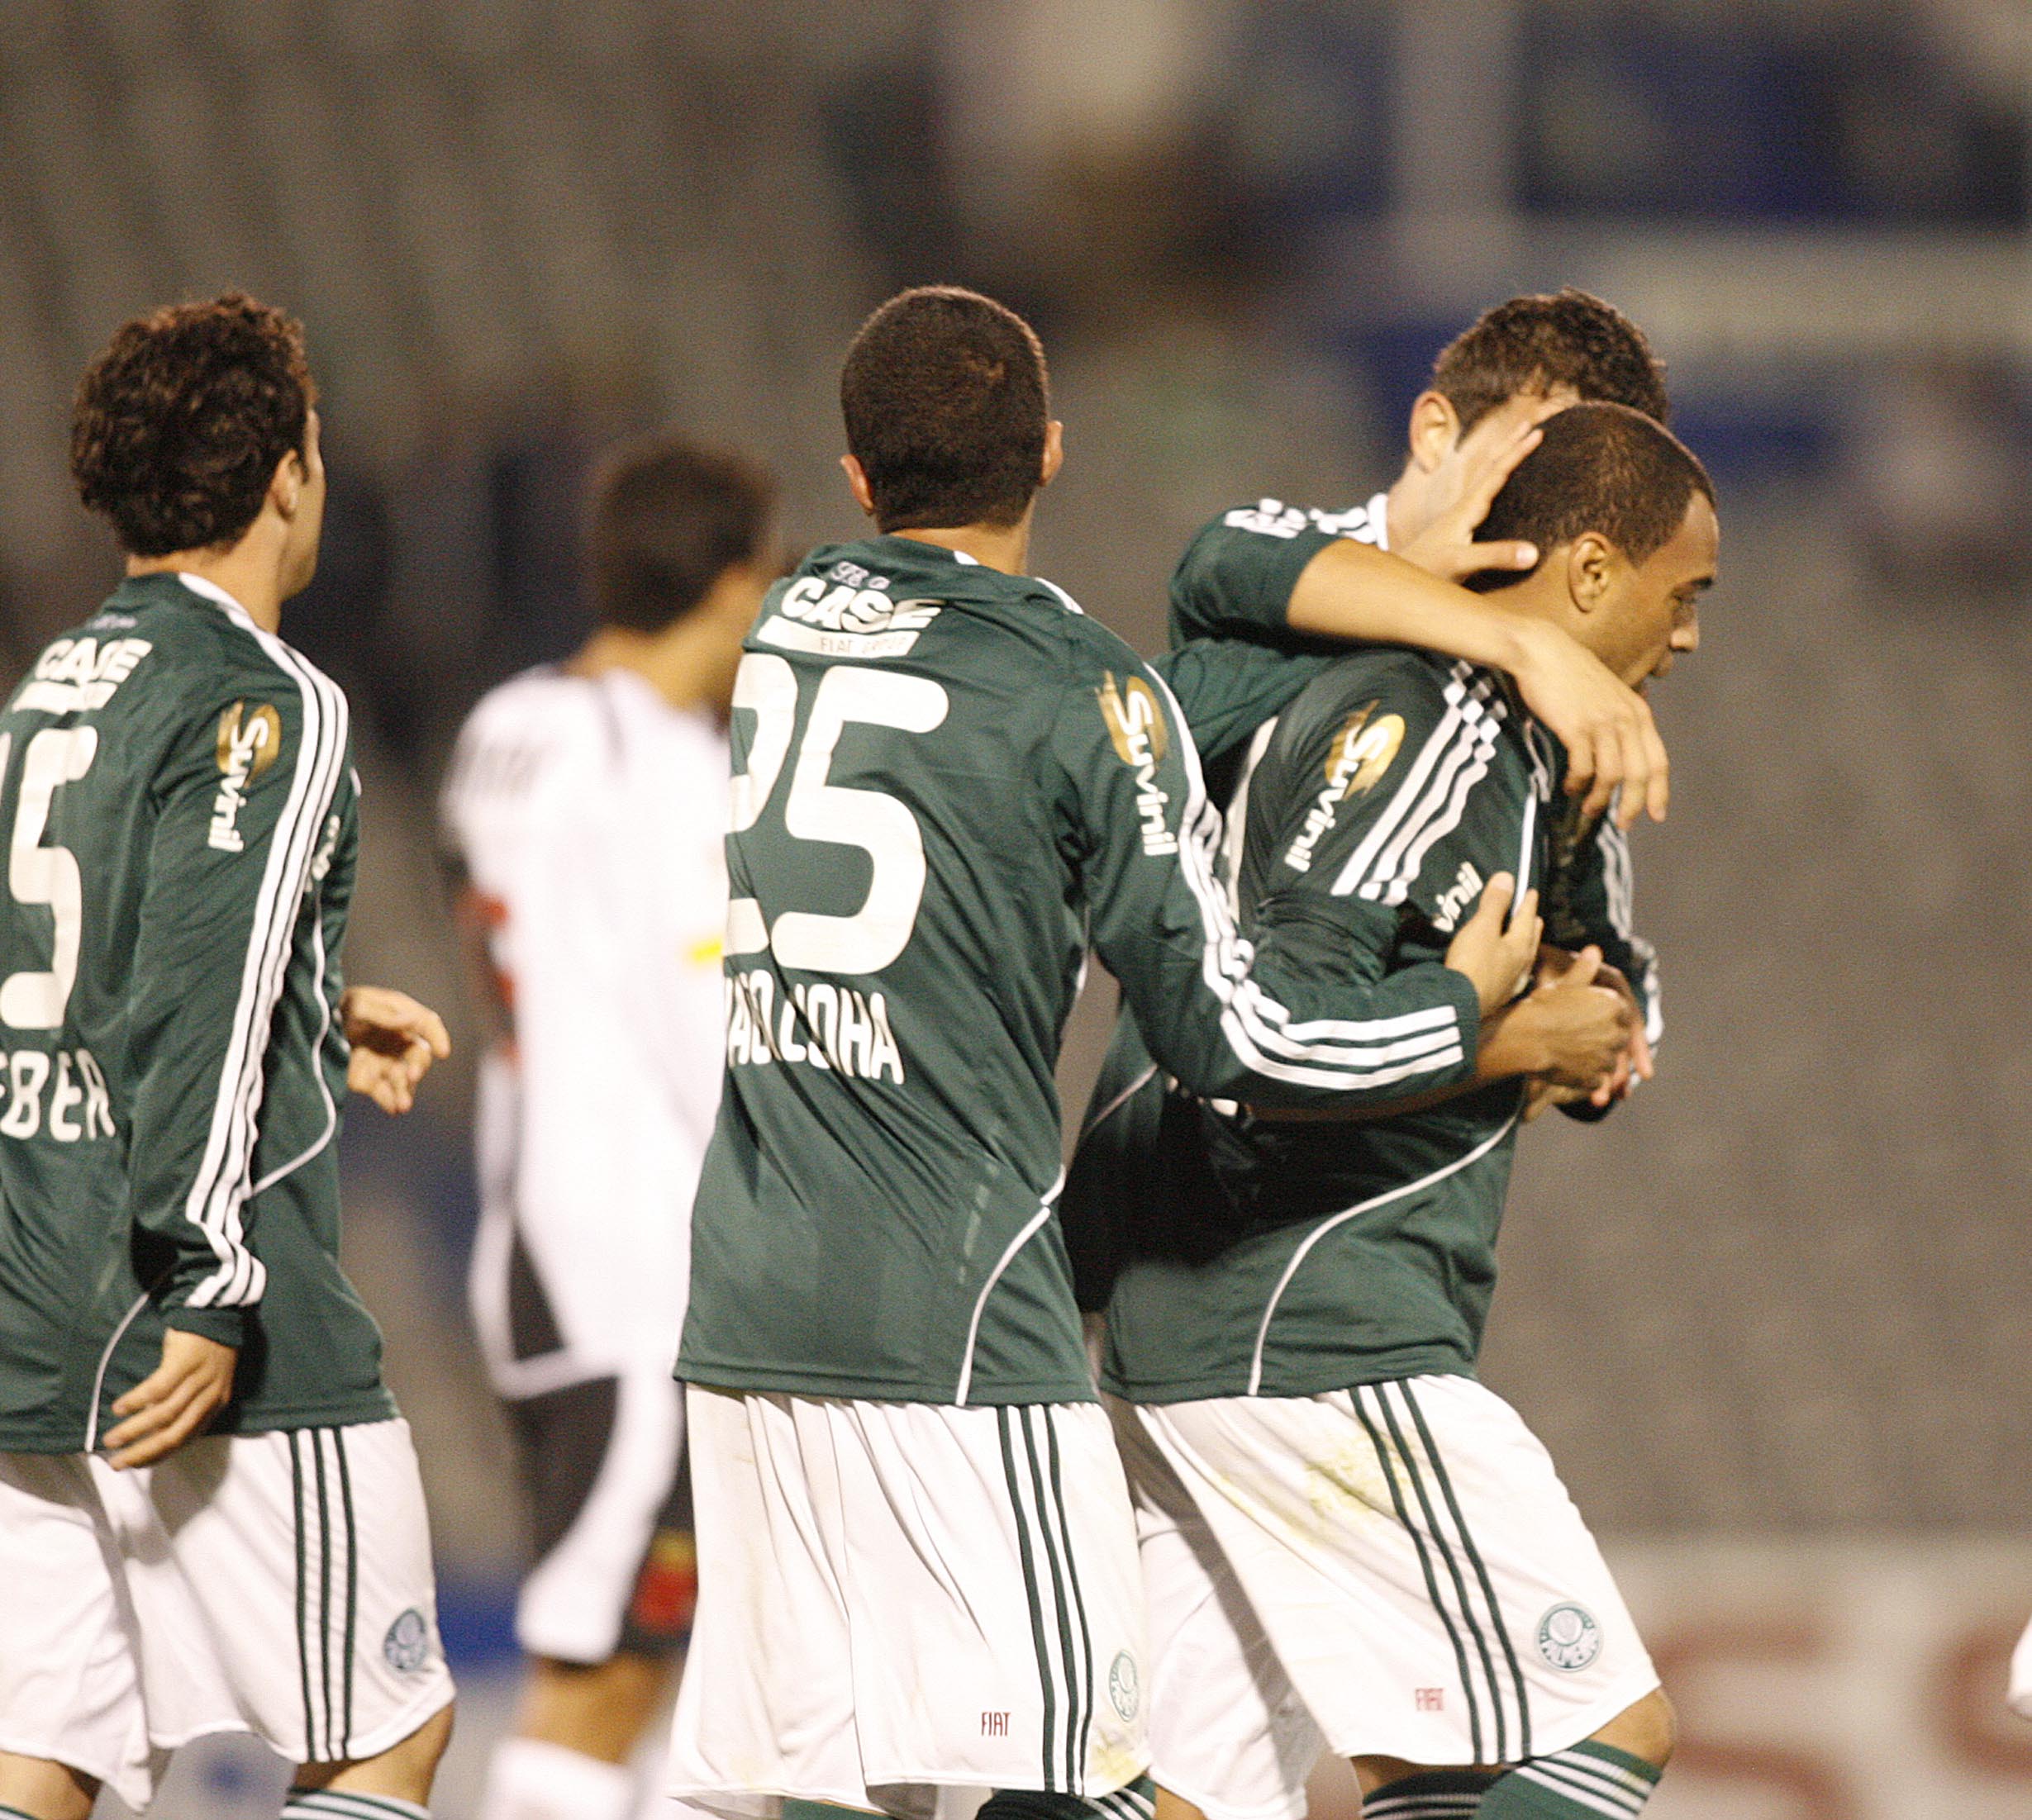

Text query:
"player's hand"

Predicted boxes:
[[1508, 944, 1634, 1092], [1506, 619, 1668, 829], [1568, 954, 1654, 1108], [342, 986, 451, 1114], [103, 1329, 236, 1470], [1444, 872, 1542, 1018], [1396, 396, 1559, 582]]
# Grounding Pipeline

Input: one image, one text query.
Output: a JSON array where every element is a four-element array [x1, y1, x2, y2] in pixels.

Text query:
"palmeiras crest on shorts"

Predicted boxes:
[[1108, 1649, 1140, 1720], [1535, 1603, 1601, 1673], [383, 1607, 433, 1675]]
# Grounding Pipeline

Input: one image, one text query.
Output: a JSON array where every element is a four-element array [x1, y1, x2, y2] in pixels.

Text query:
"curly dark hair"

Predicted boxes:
[[1432, 289, 1669, 432], [70, 292, 316, 558], [840, 286, 1048, 532], [1468, 402, 1712, 584], [588, 436, 776, 634]]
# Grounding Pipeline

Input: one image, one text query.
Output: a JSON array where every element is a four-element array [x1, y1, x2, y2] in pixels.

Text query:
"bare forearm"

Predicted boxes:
[[1286, 539, 1534, 672]]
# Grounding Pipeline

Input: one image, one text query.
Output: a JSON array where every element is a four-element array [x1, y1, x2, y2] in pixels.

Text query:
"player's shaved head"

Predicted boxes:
[[1433, 289, 1668, 431], [71, 292, 316, 557], [840, 286, 1049, 533], [1468, 402, 1712, 581]]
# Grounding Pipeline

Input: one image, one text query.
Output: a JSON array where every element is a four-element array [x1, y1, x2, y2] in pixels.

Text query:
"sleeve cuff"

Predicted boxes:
[[163, 1304, 246, 1348]]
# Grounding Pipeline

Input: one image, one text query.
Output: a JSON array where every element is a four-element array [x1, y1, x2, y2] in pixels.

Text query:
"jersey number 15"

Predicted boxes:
[[0, 726, 98, 1029]]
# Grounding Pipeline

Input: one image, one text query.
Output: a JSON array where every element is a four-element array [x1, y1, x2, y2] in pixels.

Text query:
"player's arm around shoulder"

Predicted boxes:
[[1051, 630, 1480, 1113]]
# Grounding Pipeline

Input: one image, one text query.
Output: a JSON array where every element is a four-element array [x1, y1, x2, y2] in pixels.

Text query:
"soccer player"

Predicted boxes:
[[440, 437, 778, 1820], [664, 285, 1565, 1820], [1068, 289, 1675, 1309], [1092, 404, 1717, 1820], [0, 296, 455, 1820], [1173, 290, 1674, 811]]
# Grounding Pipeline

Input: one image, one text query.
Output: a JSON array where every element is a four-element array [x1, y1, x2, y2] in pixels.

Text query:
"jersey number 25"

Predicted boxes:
[[723, 653, 947, 977]]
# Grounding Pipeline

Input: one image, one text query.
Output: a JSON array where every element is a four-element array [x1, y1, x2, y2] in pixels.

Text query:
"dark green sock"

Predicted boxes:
[[1363, 1766, 1494, 1818], [1477, 1740, 1661, 1818], [977, 1775, 1155, 1820], [785, 1806, 882, 1820]]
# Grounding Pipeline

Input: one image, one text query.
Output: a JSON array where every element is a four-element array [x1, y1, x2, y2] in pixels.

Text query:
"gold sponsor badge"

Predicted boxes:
[[1096, 672, 1168, 766], [216, 701, 283, 778], [1325, 703, 1404, 799]]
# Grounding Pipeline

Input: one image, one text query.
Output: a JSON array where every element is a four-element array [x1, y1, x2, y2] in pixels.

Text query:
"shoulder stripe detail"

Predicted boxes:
[[1248, 1110, 1519, 1392], [1324, 663, 1478, 897], [1138, 669, 1466, 1093], [184, 637, 349, 1309], [1344, 677, 1509, 905], [1036, 577, 1085, 616], [956, 1171, 1064, 1407]]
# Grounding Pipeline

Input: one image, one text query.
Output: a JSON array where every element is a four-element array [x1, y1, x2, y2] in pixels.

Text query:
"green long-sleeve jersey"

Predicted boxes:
[[0, 572, 391, 1452], [1078, 644, 1658, 1401], [675, 536, 1487, 1408]]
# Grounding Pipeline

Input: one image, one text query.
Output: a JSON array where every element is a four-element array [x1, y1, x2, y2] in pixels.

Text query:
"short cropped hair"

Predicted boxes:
[[71, 292, 315, 558], [840, 287, 1049, 532], [1432, 289, 1668, 433], [588, 438, 776, 634], [1468, 402, 1713, 584]]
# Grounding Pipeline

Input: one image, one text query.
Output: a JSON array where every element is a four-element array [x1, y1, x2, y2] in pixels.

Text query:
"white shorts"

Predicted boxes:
[[668, 1388, 1149, 1817], [1117, 1376, 1657, 1813], [0, 1418, 454, 1812], [2012, 1613, 2032, 1719]]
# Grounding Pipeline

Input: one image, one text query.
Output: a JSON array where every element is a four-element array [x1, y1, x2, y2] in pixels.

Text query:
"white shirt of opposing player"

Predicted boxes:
[[443, 667, 729, 1387]]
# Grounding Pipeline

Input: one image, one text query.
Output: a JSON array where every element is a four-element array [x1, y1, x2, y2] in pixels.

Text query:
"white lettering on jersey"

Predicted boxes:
[[207, 702, 283, 853], [1097, 673, 1178, 858], [725, 967, 904, 1083], [1221, 498, 1382, 543], [759, 575, 943, 660], [1283, 706, 1406, 873], [12, 638, 153, 715], [1431, 860, 1485, 934], [0, 1047, 113, 1142]]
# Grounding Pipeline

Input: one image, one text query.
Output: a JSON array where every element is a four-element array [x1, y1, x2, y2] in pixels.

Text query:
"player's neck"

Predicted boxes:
[[126, 541, 287, 634], [570, 621, 724, 722], [888, 520, 1032, 577]]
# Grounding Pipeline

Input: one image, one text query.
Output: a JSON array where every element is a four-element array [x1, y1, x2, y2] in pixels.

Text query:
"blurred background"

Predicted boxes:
[[0, 0, 2026, 1815]]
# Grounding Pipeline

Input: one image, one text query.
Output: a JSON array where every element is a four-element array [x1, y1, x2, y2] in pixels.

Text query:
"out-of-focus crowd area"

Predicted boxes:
[[4, 3, 2030, 1814]]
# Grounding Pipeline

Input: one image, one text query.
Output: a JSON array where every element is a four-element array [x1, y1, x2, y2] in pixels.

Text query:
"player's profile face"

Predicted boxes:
[[283, 407, 328, 598], [1607, 492, 1718, 689]]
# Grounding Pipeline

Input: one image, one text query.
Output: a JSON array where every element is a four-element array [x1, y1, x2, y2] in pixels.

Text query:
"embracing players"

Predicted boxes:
[[1084, 403, 1716, 1820]]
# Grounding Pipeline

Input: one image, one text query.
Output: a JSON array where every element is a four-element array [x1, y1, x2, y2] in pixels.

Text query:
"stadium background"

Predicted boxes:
[[0, 2, 2025, 1815]]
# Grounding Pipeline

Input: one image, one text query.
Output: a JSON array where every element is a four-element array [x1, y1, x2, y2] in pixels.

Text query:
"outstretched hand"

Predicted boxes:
[[102, 1328, 236, 1469], [342, 986, 451, 1114]]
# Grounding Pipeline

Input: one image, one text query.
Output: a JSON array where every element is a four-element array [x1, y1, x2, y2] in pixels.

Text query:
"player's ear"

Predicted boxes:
[[272, 449, 304, 520], [1406, 391, 1459, 473], [1040, 419, 1064, 489], [1564, 532, 1617, 613], [840, 453, 878, 516]]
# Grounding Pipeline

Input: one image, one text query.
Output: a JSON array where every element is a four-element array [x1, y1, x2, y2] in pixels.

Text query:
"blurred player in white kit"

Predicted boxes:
[[440, 437, 777, 1820]]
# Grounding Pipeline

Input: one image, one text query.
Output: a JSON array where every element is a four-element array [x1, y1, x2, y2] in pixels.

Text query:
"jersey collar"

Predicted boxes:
[[171, 570, 259, 630]]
